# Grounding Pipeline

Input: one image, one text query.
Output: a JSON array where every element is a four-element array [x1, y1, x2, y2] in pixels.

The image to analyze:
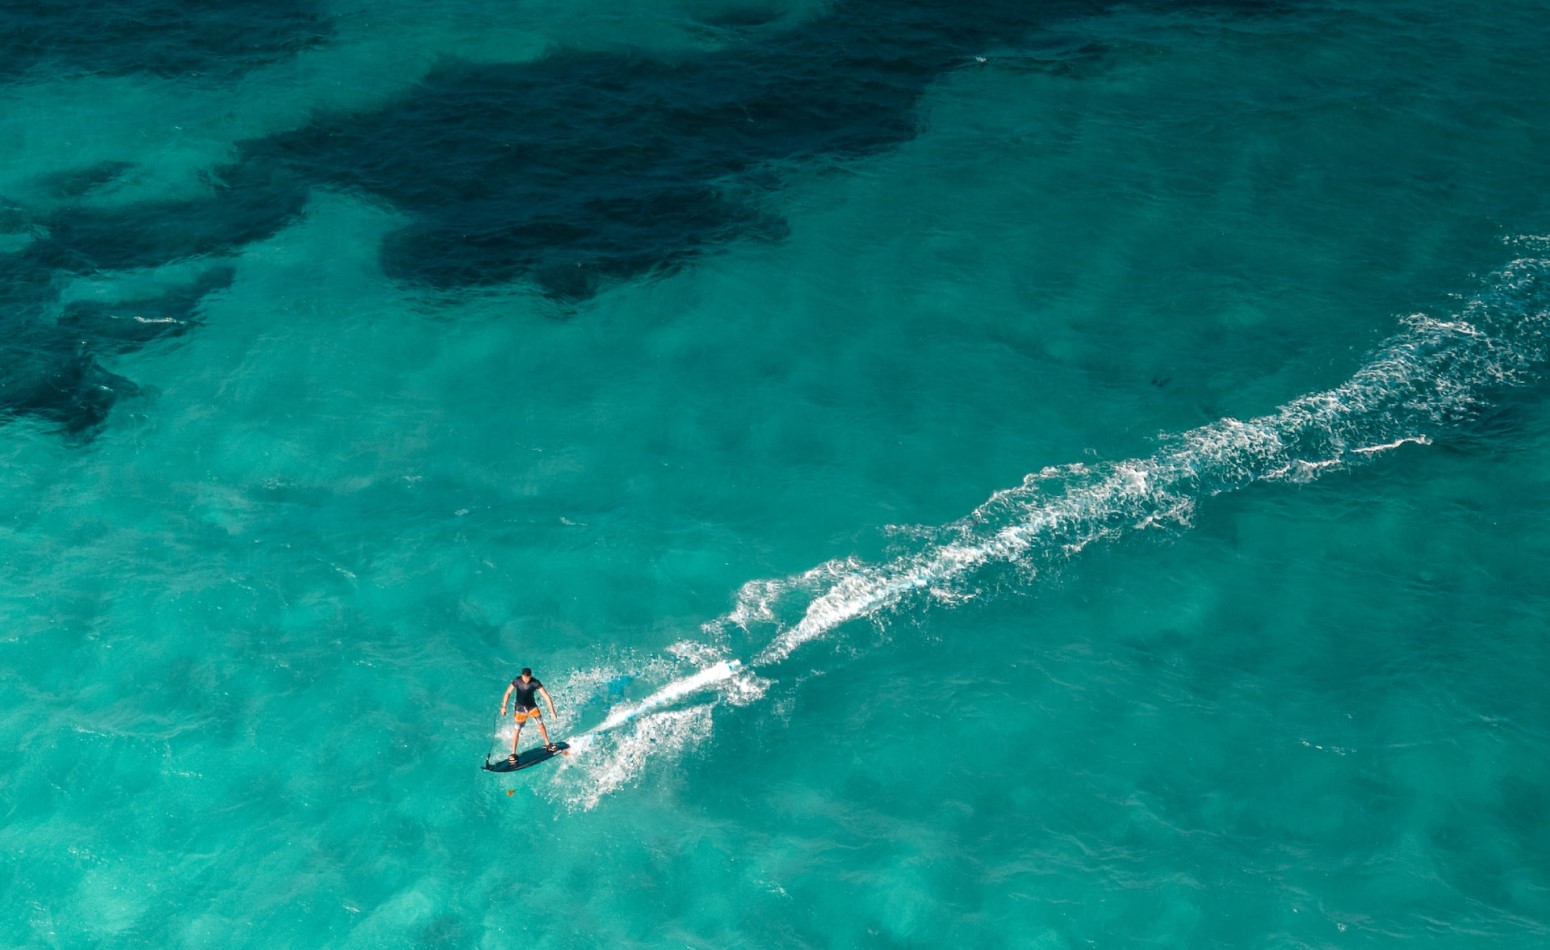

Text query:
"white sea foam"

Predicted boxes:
[[556, 257, 1550, 807], [550, 704, 718, 810], [589, 659, 743, 733]]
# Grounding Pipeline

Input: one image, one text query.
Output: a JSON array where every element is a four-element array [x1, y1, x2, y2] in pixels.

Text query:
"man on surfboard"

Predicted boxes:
[[500, 668, 559, 763]]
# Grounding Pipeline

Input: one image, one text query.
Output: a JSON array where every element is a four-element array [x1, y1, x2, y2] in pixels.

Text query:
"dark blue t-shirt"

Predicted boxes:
[[511, 676, 543, 710]]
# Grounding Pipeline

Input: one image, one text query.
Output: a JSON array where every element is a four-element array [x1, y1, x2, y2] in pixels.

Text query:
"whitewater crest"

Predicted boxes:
[[542, 257, 1550, 809]]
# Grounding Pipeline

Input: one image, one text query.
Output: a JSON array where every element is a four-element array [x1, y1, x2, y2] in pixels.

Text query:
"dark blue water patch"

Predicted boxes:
[[30, 0, 1117, 302], [35, 161, 138, 201], [0, 320, 132, 438], [24, 169, 309, 274], [2, 0, 1275, 435], [273, 47, 901, 298], [0, 264, 230, 436], [0, 0, 331, 82], [58, 265, 230, 352]]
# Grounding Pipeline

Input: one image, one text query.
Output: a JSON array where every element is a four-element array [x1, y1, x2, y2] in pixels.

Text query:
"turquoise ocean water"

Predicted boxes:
[[4, 0, 1550, 945]]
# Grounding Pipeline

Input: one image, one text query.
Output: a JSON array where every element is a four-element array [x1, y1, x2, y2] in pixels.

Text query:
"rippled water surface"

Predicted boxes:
[[3, 0, 1549, 946]]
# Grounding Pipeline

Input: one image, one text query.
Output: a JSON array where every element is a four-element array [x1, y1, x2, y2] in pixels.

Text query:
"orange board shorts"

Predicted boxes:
[[514, 707, 542, 723]]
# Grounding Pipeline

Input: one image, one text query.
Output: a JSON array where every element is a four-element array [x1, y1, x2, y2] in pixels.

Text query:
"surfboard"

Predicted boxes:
[[484, 742, 570, 773]]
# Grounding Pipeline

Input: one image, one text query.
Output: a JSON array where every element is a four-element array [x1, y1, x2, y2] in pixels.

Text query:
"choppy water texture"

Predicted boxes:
[[3, 0, 1550, 946]]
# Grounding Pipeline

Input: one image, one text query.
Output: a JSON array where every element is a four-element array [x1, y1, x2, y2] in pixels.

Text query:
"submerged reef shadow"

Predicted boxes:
[[4, 0, 1272, 435]]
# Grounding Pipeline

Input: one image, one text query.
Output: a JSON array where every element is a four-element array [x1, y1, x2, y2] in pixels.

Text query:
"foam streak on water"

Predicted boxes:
[[560, 257, 1550, 806], [581, 659, 743, 737], [752, 257, 1550, 663]]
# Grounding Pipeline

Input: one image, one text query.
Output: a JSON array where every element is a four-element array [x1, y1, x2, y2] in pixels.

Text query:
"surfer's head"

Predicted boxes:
[[520, 668, 532, 679]]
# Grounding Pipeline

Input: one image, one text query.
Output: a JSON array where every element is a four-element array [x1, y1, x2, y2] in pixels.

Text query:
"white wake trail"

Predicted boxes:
[[551, 255, 1550, 808]]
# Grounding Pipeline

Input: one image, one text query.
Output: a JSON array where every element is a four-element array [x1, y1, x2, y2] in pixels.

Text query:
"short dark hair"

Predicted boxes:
[[521, 667, 532, 677]]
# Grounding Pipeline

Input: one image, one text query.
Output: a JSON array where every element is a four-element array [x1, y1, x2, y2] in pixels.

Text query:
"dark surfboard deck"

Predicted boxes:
[[484, 742, 570, 773]]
